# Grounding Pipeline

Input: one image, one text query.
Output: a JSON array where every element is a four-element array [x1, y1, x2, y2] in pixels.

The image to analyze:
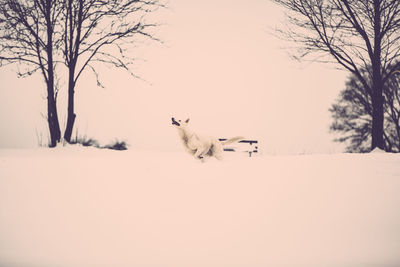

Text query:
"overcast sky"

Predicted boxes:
[[0, 0, 348, 154]]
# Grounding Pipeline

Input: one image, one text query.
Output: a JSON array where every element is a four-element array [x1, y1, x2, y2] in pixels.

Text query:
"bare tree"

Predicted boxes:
[[62, 0, 163, 143], [330, 68, 400, 152], [272, 0, 400, 151], [0, 0, 63, 147]]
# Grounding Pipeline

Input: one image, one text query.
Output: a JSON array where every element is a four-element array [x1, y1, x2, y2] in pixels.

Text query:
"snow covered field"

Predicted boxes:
[[1, 147, 400, 267]]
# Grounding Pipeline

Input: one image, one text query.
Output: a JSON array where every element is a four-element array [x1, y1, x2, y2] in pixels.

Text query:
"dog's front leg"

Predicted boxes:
[[194, 148, 205, 160]]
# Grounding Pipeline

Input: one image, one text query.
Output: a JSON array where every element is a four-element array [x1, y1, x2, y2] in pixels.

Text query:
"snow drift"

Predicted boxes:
[[0, 147, 400, 267]]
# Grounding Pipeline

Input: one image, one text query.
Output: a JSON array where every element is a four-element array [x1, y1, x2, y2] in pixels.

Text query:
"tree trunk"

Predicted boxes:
[[371, 79, 385, 150], [47, 87, 61, 147], [64, 71, 76, 143], [370, 0, 385, 151], [45, 0, 61, 147], [63, 0, 79, 143], [46, 56, 61, 147]]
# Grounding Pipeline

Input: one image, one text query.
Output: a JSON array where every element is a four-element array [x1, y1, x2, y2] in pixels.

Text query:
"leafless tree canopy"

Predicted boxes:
[[0, 0, 63, 146], [0, 0, 62, 77], [63, 0, 163, 85], [272, 0, 400, 150], [0, 0, 164, 147], [274, 0, 400, 81], [62, 0, 164, 142]]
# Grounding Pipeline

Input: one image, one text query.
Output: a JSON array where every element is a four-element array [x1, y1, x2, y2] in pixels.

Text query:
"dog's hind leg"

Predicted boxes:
[[214, 153, 223, 161], [213, 142, 224, 160]]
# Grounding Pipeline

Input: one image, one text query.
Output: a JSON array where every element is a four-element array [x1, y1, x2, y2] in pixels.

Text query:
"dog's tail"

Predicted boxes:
[[221, 136, 245, 146]]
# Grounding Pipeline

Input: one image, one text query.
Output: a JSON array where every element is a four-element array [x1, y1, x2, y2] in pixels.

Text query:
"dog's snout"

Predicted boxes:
[[171, 117, 180, 126]]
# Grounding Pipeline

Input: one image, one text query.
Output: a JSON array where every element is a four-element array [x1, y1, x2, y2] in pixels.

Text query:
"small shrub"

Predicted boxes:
[[81, 138, 99, 147], [70, 135, 100, 148], [104, 140, 128, 151], [69, 132, 128, 151]]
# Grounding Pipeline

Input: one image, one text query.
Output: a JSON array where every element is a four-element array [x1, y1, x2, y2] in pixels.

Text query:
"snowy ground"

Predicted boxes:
[[1, 147, 400, 267]]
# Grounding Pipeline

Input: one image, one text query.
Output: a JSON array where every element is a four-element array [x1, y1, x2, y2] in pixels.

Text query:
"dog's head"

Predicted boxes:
[[171, 117, 190, 128]]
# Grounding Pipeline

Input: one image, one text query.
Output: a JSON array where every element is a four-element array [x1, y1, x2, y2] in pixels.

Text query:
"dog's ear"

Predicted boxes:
[[185, 118, 190, 123]]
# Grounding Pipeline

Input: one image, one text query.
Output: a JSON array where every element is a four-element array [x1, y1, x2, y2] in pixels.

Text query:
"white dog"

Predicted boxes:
[[171, 117, 244, 161]]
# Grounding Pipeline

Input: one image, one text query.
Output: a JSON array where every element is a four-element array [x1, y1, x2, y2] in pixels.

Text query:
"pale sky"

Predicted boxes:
[[0, 0, 348, 154]]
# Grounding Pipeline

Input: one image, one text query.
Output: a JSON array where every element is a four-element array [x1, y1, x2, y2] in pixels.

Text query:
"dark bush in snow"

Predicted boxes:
[[103, 140, 128, 151], [70, 135, 100, 148]]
